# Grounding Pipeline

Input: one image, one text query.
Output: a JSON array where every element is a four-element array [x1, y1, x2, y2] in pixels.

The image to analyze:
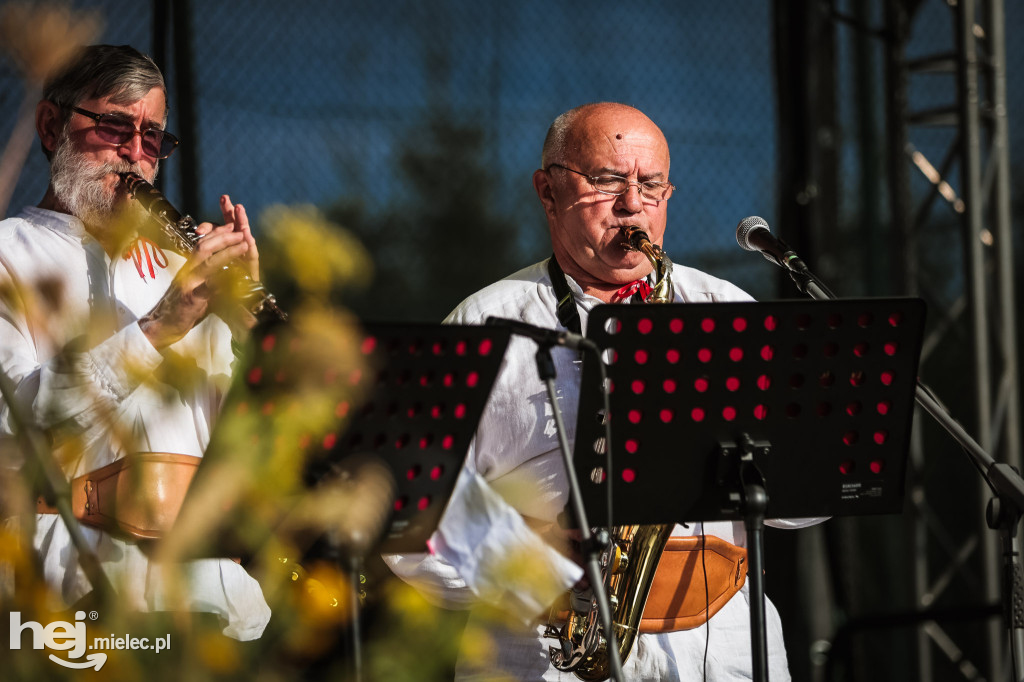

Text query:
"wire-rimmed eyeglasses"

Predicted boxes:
[[546, 163, 674, 202]]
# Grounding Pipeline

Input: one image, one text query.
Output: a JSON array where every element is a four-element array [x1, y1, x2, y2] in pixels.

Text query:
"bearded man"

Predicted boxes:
[[0, 44, 269, 640]]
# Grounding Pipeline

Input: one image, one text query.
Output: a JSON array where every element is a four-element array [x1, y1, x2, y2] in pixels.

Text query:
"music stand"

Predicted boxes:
[[572, 298, 925, 680], [171, 318, 510, 680]]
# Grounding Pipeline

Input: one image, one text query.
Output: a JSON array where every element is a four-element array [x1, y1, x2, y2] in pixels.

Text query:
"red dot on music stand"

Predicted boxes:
[[888, 312, 903, 327], [839, 461, 855, 475], [660, 409, 674, 423], [691, 407, 706, 422], [361, 336, 377, 354], [466, 371, 479, 387], [638, 318, 653, 334], [754, 404, 768, 420], [880, 371, 894, 386], [455, 341, 468, 356], [261, 334, 277, 353], [884, 342, 898, 356], [430, 405, 442, 419], [698, 348, 712, 363], [764, 315, 778, 331], [625, 439, 639, 453], [443, 373, 455, 387], [454, 403, 467, 419], [628, 409, 642, 424], [418, 497, 431, 511], [726, 377, 740, 392], [622, 468, 636, 483], [663, 378, 677, 393], [666, 349, 680, 364], [406, 466, 420, 480], [419, 435, 432, 449], [729, 347, 744, 362], [850, 372, 866, 387], [695, 377, 709, 393], [733, 317, 748, 332], [842, 430, 859, 445], [701, 318, 715, 333], [854, 343, 869, 357], [846, 401, 862, 416], [761, 345, 775, 361], [247, 367, 262, 384], [723, 406, 737, 421], [635, 349, 649, 364], [877, 400, 891, 415], [757, 375, 771, 390], [394, 497, 407, 511], [874, 430, 888, 445], [432, 341, 445, 356], [670, 318, 684, 333], [442, 435, 454, 449], [430, 465, 443, 480], [870, 460, 885, 474], [478, 338, 493, 356], [323, 433, 337, 449], [631, 379, 645, 394]]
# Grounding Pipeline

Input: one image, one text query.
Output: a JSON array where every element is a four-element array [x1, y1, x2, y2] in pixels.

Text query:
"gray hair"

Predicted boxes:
[[41, 44, 166, 159]]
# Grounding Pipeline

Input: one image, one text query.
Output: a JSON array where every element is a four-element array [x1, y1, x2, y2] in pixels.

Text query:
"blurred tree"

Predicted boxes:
[[328, 112, 531, 323]]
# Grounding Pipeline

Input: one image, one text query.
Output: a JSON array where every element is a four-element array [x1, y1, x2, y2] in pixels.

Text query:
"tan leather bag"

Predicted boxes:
[[37, 453, 201, 540], [639, 534, 747, 633]]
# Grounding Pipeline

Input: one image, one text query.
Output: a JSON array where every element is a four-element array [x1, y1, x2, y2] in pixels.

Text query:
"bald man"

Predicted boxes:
[[386, 103, 812, 681]]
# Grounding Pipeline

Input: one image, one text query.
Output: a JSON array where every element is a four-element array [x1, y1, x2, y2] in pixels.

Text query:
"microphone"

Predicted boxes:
[[485, 317, 598, 352], [735, 216, 808, 273]]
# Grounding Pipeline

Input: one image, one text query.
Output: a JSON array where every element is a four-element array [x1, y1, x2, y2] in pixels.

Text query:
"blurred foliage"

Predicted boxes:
[[327, 111, 539, 324]]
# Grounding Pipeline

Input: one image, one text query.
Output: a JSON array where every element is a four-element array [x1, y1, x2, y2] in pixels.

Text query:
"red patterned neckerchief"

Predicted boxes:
[[612, 279, 652, 302]]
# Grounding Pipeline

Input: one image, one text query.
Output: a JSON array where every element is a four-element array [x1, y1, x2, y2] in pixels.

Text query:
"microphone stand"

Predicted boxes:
[[532, 339, 625, 682], [779, 257, 1024, 678]]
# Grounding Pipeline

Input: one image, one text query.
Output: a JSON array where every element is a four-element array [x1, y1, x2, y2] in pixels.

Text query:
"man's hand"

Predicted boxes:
[[139, 195, 255, 349]]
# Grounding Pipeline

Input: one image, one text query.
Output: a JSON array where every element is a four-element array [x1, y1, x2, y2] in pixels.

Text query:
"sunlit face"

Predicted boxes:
[[49, 87, 165, 228], [536, 104, 671, 290]]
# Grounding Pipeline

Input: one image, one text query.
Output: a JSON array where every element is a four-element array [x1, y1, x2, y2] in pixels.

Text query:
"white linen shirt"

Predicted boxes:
[[0, 206, 270, 641], [386, 259, 815, 680]]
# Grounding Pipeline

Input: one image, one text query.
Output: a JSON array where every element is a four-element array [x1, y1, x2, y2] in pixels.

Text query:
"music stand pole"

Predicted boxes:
[[533, 343, 624, 682], [786, 261, 1024, 679], [737, 436, 770, 680]]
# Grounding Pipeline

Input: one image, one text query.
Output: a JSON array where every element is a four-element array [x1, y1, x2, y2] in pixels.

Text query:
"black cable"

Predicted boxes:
[[701, 529, 710, 682]]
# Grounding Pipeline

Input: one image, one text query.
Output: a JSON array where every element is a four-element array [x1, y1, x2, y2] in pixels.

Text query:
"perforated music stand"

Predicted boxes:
[[572, 297, 925, 679], [189, 319, 510, 556], [172, 319, 509, 681]]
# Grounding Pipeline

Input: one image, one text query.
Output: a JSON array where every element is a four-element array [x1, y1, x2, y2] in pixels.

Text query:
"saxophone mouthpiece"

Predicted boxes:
[[621, 225, 651, 252]]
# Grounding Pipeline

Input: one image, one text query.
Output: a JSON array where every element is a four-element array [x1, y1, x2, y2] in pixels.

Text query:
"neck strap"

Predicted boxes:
[[547, 255, 582, 335]]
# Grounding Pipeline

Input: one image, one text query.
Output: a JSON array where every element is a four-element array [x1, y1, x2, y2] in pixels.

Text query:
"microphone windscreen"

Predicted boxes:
[[736, 216, 769, 251]]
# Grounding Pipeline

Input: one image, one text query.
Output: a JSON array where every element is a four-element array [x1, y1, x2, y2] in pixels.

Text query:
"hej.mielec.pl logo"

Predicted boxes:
[[9, 610, 172, 670]]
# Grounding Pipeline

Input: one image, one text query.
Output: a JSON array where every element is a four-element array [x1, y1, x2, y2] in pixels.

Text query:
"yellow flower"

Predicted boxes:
[[0, 2, 102, 84]]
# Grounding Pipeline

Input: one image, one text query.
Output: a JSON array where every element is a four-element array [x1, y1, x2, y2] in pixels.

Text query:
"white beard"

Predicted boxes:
[[49, 132, 157, 232]]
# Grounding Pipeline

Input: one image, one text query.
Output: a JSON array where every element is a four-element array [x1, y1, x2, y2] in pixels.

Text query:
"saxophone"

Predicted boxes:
[[119, 172, 287, 322], [544, 226, 674, 680]]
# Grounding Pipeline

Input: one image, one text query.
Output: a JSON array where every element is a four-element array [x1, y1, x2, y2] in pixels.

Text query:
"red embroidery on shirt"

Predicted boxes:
[[123, 236, 169, 280]]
